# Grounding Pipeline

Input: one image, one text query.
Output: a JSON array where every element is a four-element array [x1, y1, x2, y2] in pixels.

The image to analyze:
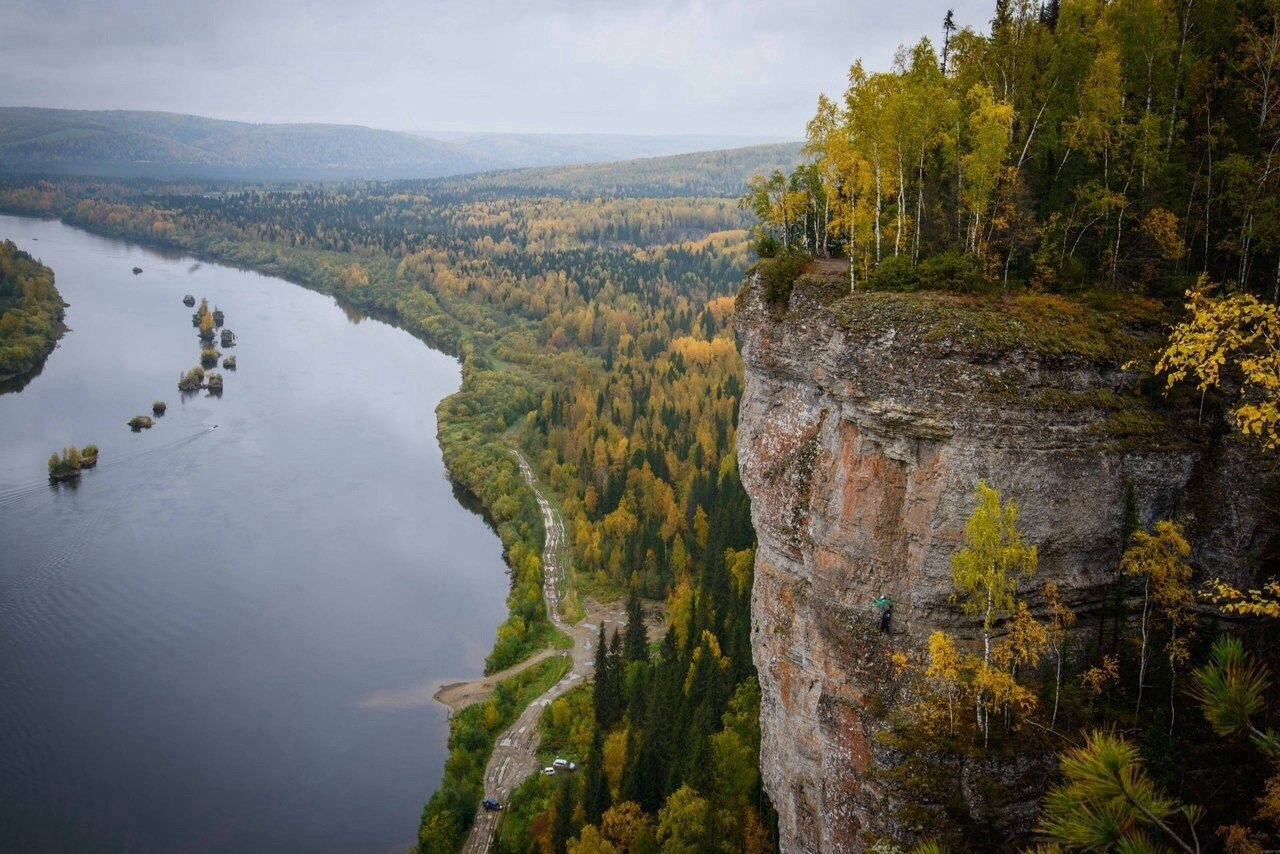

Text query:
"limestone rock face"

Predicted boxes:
[[734, 273, 1273, 852]]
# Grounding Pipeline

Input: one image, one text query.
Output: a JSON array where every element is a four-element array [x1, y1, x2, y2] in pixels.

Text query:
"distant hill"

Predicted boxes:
[[0, 108, 800, 182], [0, 108, 493, 180], [429, 142, 807, 198], [411, 130, 793, 169]]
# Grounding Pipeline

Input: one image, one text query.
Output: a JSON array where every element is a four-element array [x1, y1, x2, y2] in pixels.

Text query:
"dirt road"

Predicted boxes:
[[460, 450, 626, 854]]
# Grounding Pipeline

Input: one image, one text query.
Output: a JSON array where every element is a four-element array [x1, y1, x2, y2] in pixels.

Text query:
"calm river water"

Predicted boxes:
[[0, 214, 509, 852]]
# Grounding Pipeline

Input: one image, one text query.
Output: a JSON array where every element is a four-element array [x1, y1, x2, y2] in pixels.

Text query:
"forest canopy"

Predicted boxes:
[[745, 0, 1280, 302]]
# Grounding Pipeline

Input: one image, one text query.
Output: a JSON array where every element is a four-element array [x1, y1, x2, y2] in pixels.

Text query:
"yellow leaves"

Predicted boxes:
[[602, 730, 628, 794], [1081, 654, 1120, 695], [1156, 278, 1280, 449], [891, 650, 912, 674], [997, 601, 1049, 671], [926, 631, 962, 685], [1123, 520, 1194, 617], [951, 480, 1039, 633], [339, 262, 368, 290], [667, 575, 694, 650], [975, 660, 1039, 720], [1205, 578, 1280, 619], [725, 547, 755, 597], [1140, 208, 1186, 261], [684, 630, 730, 695]]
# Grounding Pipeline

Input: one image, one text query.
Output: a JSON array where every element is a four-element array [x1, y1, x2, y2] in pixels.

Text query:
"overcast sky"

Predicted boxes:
[[3, 0, 993, 138]]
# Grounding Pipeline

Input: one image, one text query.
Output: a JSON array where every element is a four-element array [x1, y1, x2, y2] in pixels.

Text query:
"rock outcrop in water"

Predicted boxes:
[[734, 270, 1276, 852]]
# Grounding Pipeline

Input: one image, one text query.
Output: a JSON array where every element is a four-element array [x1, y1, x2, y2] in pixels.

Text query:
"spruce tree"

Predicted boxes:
[[593, 622, 609, 726], [550, 776, 577, 854], [624, 585, 648, 664]]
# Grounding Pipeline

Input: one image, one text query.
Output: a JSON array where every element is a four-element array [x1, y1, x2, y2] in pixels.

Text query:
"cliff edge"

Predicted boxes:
[[735, 268, 1274, 851]]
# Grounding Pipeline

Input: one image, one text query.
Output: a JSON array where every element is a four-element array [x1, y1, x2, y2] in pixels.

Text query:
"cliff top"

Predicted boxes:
[[749, 258, 1170, 366]]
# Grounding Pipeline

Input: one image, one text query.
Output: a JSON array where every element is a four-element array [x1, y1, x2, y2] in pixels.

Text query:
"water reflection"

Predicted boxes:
[[0, 214, 510, 853]]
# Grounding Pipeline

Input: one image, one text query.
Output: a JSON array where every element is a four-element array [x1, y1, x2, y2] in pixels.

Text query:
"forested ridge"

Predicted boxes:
[[749, 0, 1280, 304], [0, 167, 771, 851]]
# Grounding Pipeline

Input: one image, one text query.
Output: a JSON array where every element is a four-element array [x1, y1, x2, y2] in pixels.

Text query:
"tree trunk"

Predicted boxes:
[[1052, 649, 1062, 729], [874, 156, 883, 265], [914, 152, 926, 266], [1135, 577, 1150, 722]]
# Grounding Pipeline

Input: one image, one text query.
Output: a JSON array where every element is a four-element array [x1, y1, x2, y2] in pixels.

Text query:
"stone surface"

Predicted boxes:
[[735, 272, 1275, 852]]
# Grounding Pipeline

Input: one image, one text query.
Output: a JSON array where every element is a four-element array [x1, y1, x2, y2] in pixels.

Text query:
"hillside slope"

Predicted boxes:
[[0, 108, 494, 180], [0, 108, 802, 183], [430, 141, 805, 198]]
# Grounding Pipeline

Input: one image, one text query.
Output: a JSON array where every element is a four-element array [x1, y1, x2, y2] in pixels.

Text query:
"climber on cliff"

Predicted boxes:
[[874, 594, 893, 633]]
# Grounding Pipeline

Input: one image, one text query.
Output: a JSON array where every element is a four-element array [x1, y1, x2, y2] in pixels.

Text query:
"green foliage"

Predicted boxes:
[[752, 0, 1280, 298], [1191, 635, 1280, 757], [1037, 730, 1202, 852], [47, 445, 81, 476], [0, 239, 63, 380], [178, 366, 205, 391], [867, 255, 920, 292], [417, 654, 570, 854], [915, 252, 983, 294], [539, 683, 594, 761], [757, 250, 811, 309], [127, 415, 154, 430]]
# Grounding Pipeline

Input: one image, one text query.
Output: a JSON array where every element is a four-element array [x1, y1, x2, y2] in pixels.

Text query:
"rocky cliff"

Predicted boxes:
[[735, 269, 1275, 852]]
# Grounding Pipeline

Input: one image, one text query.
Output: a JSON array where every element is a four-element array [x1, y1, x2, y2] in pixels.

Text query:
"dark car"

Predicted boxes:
[[482, 797, 502, 811]]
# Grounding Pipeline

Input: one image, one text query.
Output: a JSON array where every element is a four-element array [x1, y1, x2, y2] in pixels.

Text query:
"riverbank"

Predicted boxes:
[[0, 239, 66, 391], [0, 198, 560, 676]]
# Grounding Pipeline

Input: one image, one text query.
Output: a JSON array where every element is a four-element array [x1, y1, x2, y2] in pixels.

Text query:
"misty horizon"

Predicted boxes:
[[2, 0, 994, 139]]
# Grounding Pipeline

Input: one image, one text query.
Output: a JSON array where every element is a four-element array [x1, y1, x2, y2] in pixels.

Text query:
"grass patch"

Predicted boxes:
[[825, 289, 1167, 363]]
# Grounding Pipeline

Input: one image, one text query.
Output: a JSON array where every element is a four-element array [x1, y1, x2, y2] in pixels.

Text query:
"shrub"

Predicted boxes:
[[81, 444, 98, 458], [917, 251, 984, 293], [753, 232, 781, 259], [178, 367, 205, 391], [758, 249, 810, 309], [867, 255, 920, 292]]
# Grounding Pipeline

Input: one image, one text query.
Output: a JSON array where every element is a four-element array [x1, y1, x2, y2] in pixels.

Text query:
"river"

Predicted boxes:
[[0, 214, 510, 852]]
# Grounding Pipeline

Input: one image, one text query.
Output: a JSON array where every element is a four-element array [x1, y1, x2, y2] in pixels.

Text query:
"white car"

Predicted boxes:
[[552, 758, 577, 771], [541, 767, 556, 775]]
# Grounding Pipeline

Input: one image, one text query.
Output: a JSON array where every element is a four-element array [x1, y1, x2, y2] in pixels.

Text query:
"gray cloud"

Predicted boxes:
[[2, 0, 995, 136]]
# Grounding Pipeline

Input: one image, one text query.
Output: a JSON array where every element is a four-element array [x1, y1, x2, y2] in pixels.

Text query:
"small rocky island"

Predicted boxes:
[[127, 415, 155, 431], [212, 308, 224, 327], [178, 366, 205, 391], [47, 444, 94, 481], [222, 355, 236, 370], [152, 400, 167, 415], [132, 267, 142, 275], [220, 328, 236, 347], [206, 373, 223, 393], [200, 347, 220, 368], [183, 294, 195, 307]]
